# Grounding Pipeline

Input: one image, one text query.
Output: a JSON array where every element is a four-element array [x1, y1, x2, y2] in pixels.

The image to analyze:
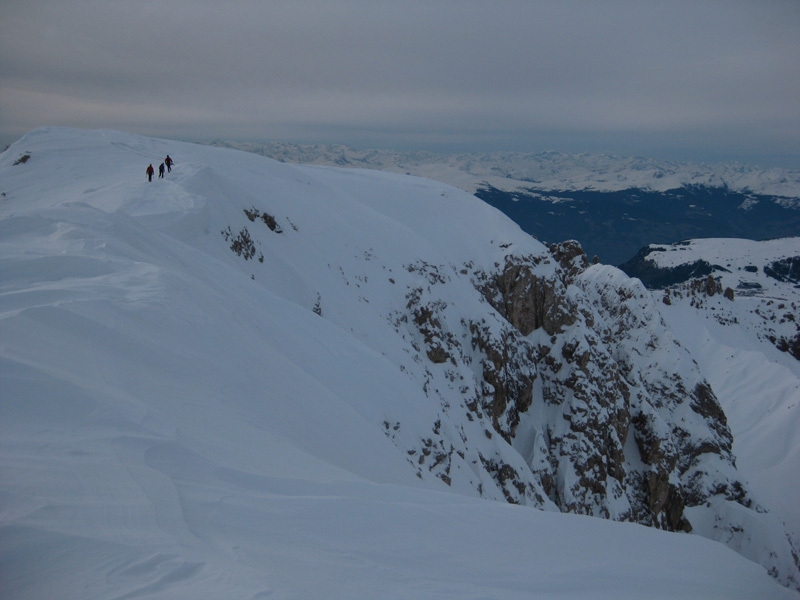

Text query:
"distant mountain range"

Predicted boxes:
[[207, 141, 800, 266]]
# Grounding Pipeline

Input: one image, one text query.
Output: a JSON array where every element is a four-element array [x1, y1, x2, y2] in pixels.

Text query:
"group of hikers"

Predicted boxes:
[[146, 155, 174, 182]]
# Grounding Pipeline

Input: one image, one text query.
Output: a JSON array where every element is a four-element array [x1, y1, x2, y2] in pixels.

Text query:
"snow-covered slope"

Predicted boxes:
[[2, 128, 798, 599]]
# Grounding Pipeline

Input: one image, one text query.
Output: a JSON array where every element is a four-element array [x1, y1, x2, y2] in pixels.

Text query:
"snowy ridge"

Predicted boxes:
[[2, 128, 798, 599], [208, 140, 800, 197], [635, 238, 799, 291], [623, 238, 800, 363]]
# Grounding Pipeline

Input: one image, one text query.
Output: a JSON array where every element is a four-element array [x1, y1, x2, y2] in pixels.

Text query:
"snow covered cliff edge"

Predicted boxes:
[[1, 128, 797, 598]]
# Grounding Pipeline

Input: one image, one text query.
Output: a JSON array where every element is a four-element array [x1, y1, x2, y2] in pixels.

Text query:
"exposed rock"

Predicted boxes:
[[386, 241, 797, 588], [476, 253, 573, 336], [467, 319, 536, 442], [550, 240, 591, 284], [470, 244, 757, 535]]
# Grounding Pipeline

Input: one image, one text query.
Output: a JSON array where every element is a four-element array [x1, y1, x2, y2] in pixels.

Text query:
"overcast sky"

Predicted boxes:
[[2, 1, 799, 167]]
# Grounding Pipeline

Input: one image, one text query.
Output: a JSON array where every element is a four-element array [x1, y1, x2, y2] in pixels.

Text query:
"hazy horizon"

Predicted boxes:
[[2, 1, 798, 169]]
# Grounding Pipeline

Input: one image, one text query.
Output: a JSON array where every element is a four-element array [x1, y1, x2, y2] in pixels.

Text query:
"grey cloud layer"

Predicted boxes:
[[2, 1, 798, 165]]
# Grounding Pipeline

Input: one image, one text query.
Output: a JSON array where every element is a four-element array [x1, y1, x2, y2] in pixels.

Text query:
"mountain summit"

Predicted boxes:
[[2, 128, 798, 598]]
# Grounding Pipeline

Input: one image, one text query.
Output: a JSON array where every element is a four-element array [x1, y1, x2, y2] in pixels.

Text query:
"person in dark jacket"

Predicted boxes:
[[158, 162, 165, 178], [164, 155, 173, 172], [146, 164, 154, 182]]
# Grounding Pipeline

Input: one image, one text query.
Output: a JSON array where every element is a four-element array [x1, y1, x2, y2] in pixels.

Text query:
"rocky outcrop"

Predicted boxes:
[[398, 242, 753, 529], [387, 242, 797, 588]]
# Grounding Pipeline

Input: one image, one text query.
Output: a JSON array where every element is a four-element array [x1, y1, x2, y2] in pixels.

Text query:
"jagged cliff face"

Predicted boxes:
[[391, 240, 744, 524], [388, 239, 797, 587], [467, 241, 742, 530]]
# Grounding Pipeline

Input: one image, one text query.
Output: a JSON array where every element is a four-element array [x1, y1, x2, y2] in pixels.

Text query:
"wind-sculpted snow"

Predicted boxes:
[[1, 128, 798, 598]]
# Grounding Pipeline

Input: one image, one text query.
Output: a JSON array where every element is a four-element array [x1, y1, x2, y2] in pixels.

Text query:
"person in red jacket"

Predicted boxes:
[[146, 164, 154, 182]]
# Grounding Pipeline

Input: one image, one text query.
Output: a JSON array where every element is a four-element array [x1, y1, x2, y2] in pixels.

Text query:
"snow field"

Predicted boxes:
[[1, 128, 797, 598]]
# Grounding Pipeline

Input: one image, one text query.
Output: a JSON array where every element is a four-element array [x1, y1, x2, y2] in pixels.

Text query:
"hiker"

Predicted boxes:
[[146, 164, 154, 182], [164, 155, 173, 172], [158, 162, 165, 178]]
